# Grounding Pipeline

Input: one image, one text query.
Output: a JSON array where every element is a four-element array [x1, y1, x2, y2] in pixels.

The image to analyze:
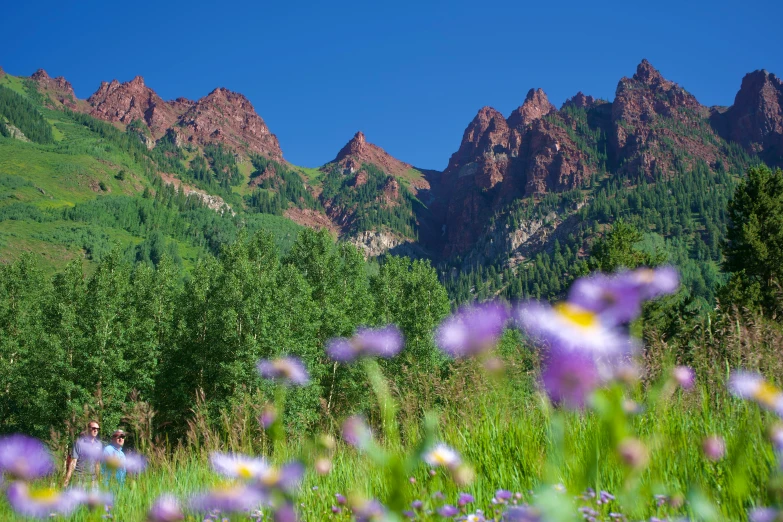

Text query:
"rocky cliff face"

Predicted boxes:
[[713, 70, 783, 167], [30, 69, 83, 110], [82, 77, 283, 160], [328, 131, 413, 178]]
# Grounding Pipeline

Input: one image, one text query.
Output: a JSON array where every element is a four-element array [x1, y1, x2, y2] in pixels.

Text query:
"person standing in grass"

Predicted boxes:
[[102, 429, 127, 486], [63, 420, 103, 487]]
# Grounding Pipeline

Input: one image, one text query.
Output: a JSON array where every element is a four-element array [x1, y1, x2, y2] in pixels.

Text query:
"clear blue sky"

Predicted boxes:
[[2, 0, 781, 170]]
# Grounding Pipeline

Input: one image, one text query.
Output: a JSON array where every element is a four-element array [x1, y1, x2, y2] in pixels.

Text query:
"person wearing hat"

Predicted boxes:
[[101, 429, 127, 486]]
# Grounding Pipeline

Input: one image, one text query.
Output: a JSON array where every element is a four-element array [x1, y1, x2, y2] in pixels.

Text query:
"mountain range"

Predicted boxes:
[[0, 60, 781, 295]]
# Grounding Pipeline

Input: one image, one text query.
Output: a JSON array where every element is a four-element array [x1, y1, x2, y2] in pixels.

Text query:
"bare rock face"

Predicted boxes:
[[328, 131, 414, 179], [610, 59, 721, 176], [562, 92, 597, 110], [87, 76, 179, 135], [719, 70, 783, 167], [176, 87, 283, 161], [507, 88, 556, 129], [30, 69, 81, 109]]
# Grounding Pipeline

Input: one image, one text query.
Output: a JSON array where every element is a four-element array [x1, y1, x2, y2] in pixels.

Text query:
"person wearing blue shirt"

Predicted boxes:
[[102, 429, 127, 486]]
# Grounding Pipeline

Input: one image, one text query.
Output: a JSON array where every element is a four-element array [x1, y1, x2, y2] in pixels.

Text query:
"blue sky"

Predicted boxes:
[[2, 0, 781, 170]]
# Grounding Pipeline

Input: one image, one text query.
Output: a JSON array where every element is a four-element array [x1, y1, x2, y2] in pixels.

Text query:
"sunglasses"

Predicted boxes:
[[113, 435, 125, 440], [89, 427, 100, 431]]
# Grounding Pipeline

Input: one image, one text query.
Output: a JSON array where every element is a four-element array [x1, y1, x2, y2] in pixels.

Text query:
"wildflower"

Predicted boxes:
[[273, 502, 297, 522], [514, 301, 636, 359], [702, 436, 726, 461], [147, 494, 184, 522], [567, 272, 646, 325], [259, 405, 277, 429], [210, 452, 270, 481], [494, 489, 513, 503], [458, 493, 475, 506], [673, 366, 695, 389], [332, 506, 342, 514], [257, 461, 304, 493], [618, 438, 648, 469], [628, 266, 679, 300], [188, 484, 266, 514], [729, 372, 783, 416], [326, 325, 404, 362], [124, 452, 147, 474], [502, 505, 541, 521], [749, 508, 780, 522], [435, 301, 509, 357], [342, 416, 373, 449], [598, 490, 615, 505], [72, 488, 113, 511], [453, 464, 475, 486], [465, 514, 487, 522], [6, 481, 83, 518], [352, 498, 386, 522], [424, 444, 461, 470], [0, 434, 55, 480], [256, 357, 309, 386], [439, 504, 459, 517], [335, 494, 347, 505], [541, 348, 599, 409], [314, 457, 331, 475], [411, 500, 424, 510]]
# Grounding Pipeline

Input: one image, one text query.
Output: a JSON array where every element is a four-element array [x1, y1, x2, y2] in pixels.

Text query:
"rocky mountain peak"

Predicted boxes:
[[633, 59, 665, 85], [507, 89, 556, 129], [129, 75, 145, 87], [31, 69, 50, 81], [328, 131, 411, 178], [87, 75, 176, 135], [562, 91, 597, 110]]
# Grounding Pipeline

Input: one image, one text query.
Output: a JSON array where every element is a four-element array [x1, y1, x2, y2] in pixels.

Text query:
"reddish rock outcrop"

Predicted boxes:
[[176, 87, 283, 161], [30, 69, 82, 110], [717, 70, 783, 167], [507, 88, 556, 129], [610, 59, 721, 176], [327, 131, 415, 180], [88, 76, 180, 135]]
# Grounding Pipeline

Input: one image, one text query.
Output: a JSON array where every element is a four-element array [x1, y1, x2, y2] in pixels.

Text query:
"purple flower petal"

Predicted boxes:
[[354, 325, 404, 358], [6, 482, 84, 518], [439, 504, 459, 517], [257, 357, 309, 386], [0, 434, 55, 480], [148, 494, 184, 522], [342, 416, 372, 449], [435, 301, 509, 357], [188, 484, 266, 513], [458, 492, 475, 506], [541, 349, 600, 409]]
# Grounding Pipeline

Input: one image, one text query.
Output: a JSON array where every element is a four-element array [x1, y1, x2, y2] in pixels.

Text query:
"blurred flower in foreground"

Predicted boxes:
[[502, 505, 542, 521], [256, 461, 304, 493], [439, 504, 459, 517], [257, 357, 309, 386], [541, 349, 599, 409], [352, 498, 387, 522], [210, 452, 270, 481], [326, 325, 404, 362], [435, 301, 509, 357], [124, 452, 147, 474], [749, 507, 781, 522], [729, 372, 783, 416], [423, 443, 461, 470], [342, 416, 373, 449], [458, 492, 475, 506], [618, 438, 649, 470], [259, 404, 277, 429], [673, 366, 695, 390], [702, 435, 726, 461], [515, 301, 635, 358], [6, 482, 83, 518], [72, 488, 113, 511], [147, 494, 184, 522], [568, 267, 679, 325], [273, 502, 297, 522], [188, 484, 266, 514], [0, 434, 55, 480]]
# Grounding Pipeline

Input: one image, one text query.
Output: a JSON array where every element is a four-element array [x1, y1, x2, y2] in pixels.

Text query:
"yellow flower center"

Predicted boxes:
[[236, 463, 253, 479], [754, 381, 781, 408], [29, 488, 59, 503], [260, 468, 280, 486], [554, 303, 598, 329]]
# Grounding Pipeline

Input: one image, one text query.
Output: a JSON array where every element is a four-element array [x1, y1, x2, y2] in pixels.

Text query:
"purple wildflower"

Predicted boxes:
[[750, 508, 780, 522], [514, 301, 636, 359], [435, 301, 509, 357], [568, 272, 646, 325], [502, 506, 541, 521], [424, 444, 461, 470], [332, 506, 342, 514], [494, 489, 513, 503], [465, 514, 487, 522], [729, 371, 783, 416], [541, 348, 600, 409], [326, 325, 404, 362], [628, 266, 679, 300], [257, 461, 305, 493], [0, 434, 55, 480], [188, 484, 266, 514], [412, 500, 424, 510], [256, 357, 309, 386], [673, 366, 695, 389], [342, 416, 372, 449], [72, 488, 113, 511], [259, 404, 277, 430], [210, 452, 270, 481], [273, 502, 297, 522], [147, 494, 184, 522], [439, 504, 459, 517], [458, 493, 475, 506], [598, 490, 615, 504], [124, 452, 147, 474], [353, 498, 386, 522], [335, 493, 347, 505], [703, 435, 726, 461], [6, 482, 84, 518]]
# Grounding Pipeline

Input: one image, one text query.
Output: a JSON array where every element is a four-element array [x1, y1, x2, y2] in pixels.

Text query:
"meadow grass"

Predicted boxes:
[[0, 376, 776, 521]]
